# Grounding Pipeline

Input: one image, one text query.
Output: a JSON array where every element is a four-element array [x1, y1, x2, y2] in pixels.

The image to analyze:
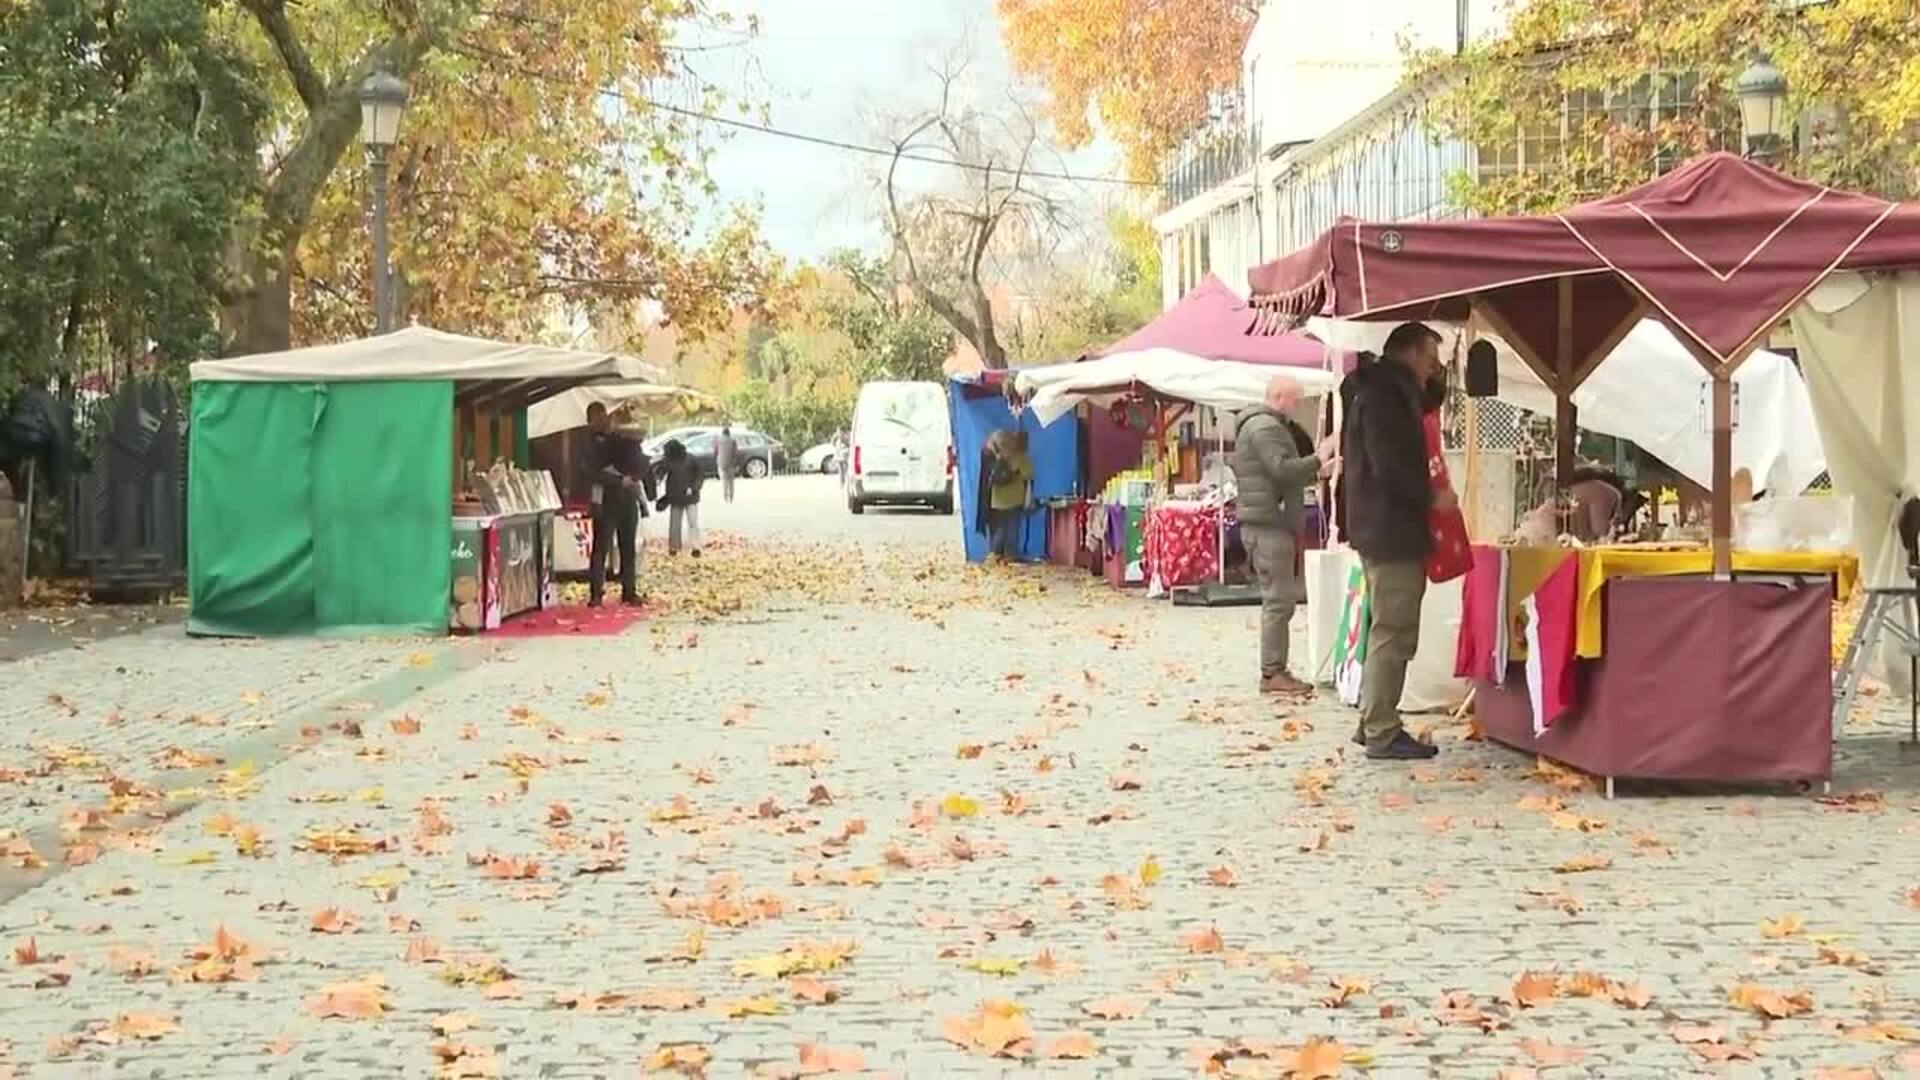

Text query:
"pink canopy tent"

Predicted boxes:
[[1103, 274, 1328, 366], [1246, 152, 1920, 572]]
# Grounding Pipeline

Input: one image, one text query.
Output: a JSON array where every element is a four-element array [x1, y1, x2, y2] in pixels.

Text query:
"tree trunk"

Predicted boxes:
[[220, 34, 431, 354]]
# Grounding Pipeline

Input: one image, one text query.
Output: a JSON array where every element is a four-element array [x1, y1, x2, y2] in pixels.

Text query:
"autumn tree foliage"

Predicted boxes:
[[213, 0, 774, 353], [1413, 0, 1920, 215], [997, 0, 1260, 182]]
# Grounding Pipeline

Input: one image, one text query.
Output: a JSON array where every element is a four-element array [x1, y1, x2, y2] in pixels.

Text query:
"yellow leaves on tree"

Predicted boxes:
[[996, 0, 1259, 181]]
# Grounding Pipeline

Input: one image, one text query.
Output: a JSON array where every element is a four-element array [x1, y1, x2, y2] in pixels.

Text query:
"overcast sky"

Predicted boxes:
[[684, 0, 1123, 263]]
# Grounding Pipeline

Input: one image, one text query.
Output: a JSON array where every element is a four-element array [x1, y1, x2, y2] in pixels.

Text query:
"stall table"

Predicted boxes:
[[450, 511, 555, 633], [1458, 543, 1857, 789]]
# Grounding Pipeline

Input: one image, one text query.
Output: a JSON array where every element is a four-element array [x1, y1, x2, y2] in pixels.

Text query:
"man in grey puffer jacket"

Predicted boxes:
[[1232, 376, 1337, 697]]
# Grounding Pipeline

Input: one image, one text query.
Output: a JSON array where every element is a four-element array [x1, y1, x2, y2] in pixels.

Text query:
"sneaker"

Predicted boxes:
[[1351, 730, 1364, 747], [1259, 674, 1315, 697], [1366, 731, 1439, 761], [587, 599, 604, 609], [622, 595, 646, 607]]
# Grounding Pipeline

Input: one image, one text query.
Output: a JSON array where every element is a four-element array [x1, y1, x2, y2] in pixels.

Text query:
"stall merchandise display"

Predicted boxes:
[[450, 518, 503, 632], [1143, 500, 1223, 592]]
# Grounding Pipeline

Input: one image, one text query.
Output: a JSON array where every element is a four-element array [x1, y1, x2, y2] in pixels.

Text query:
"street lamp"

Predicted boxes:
[[1734, 53, 1790, 164], [358, 70, 409, 332]]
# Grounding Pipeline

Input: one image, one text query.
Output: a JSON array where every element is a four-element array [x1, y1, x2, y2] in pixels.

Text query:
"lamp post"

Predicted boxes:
[[1735, 53, 1790, 165], [358, 71, 410, 333]]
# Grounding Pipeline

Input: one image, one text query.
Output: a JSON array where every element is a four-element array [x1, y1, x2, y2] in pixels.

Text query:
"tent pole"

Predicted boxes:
[[1215, 406, 1226, 585], [1555, 278, 1577, 494], [1710, 370, 1734, 579]]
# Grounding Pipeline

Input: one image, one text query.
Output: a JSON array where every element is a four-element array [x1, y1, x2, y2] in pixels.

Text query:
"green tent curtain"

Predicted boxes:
[[189, 380, 452, 636]]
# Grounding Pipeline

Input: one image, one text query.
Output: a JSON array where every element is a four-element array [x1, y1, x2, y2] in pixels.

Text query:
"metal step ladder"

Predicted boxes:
[[1832, 586, 1920, 745]]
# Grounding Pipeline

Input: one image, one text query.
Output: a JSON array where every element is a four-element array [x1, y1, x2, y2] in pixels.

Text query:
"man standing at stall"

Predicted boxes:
[[584, 402, 653, 607], [1342, 322, 1449, 761], [1234, 375, 1338, 697]]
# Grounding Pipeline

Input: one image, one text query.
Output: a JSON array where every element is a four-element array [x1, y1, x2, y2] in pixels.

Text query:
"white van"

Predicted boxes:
[[845, 381, 954, 515]]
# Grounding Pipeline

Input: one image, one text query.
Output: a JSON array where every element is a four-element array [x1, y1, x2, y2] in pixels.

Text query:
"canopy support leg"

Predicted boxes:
[[1711, 371, 1733, 579]]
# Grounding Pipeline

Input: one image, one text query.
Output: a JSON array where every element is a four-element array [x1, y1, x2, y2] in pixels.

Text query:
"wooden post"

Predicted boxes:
[[1555, 278, 1577, 492], [1710, 370, 1734, 578]]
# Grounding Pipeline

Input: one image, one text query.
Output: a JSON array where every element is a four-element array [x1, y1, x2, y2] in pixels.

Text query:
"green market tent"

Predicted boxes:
[[187, 326, 662, 637]]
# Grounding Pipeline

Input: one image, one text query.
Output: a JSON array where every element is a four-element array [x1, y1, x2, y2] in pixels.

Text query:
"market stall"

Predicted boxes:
[[1014, 349, 1340, 593], [947, 372, 1082, 564], [1248, 152, 1920, 786], [188, 326, 661, 637]]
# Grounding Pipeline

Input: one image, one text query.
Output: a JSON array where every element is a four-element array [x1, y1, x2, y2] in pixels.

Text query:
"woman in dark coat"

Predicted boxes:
[[654, 440, 705, 557]]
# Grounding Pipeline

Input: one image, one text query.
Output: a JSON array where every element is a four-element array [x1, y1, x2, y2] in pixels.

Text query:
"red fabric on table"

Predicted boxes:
[[1520, 555, 1580, 733], [1455, 545, 1505, 682], [1143, 503, 1221, 589], [1422, 414, 1472, 584], [1472, 576, 1832, 783]]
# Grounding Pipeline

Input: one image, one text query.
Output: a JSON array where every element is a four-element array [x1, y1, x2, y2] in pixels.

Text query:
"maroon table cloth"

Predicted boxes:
[[1475, 575, 1832, 783]]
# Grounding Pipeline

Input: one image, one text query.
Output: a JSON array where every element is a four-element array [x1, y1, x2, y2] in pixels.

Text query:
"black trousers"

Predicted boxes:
[[589, 496, 638, 603]]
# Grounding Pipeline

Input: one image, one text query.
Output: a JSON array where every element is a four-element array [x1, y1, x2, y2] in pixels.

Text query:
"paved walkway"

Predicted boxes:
[[2, 533, 1918, 1079]]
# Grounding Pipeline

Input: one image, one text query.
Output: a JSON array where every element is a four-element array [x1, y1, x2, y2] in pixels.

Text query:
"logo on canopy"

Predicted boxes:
[[1380, 229, 1404, 254]]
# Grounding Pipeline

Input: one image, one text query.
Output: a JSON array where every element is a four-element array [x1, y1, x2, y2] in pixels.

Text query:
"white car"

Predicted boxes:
[[844, 381, 954, 515], [798, 442, 844, 474]]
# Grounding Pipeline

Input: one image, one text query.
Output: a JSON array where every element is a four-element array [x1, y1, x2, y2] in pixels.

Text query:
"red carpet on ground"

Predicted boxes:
[[487, 603, 647, 638]]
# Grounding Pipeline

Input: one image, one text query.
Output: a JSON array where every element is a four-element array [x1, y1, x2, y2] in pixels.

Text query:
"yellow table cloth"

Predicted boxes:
[[1574, 548, 1859, 658]]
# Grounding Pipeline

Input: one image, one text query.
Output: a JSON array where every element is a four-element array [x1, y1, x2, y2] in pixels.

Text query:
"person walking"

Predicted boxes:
[[985, 429, 1033, 562], [715, 425, 739, 504], [1233, 375, 1339, 698], [1341, 322, 1452, 761], [583, 403, 653, 607], [655, 439, 705, 557]]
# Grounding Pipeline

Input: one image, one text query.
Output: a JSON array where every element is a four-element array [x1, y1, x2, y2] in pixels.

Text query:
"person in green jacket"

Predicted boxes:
[[986, 429, 1033, 562], [1232, 375, 1338, 697]]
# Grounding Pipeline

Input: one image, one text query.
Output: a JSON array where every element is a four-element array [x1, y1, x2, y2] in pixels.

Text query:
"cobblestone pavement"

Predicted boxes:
[[3, 484, 1920, 1078]]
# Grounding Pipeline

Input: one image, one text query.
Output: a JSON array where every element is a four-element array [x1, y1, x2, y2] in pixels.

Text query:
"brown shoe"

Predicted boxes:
[[1260, 673, 1315, 698]]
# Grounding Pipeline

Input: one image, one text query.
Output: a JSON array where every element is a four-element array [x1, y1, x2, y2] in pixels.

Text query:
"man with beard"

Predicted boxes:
[[1340, 322, 1452, 761]]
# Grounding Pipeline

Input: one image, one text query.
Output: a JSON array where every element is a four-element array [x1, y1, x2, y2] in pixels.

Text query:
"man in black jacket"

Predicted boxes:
[[584, 403, 654, 607], [1341, 322, 1451, 760]]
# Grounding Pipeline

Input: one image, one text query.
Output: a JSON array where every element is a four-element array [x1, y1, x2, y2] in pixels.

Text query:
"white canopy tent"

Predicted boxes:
[[1013, 347, 1341, 425], [1307, 318, 1826, 497], [526, 383, 713, 438], [1794, 272, 1920, 697], [191, 325, 665, 384]]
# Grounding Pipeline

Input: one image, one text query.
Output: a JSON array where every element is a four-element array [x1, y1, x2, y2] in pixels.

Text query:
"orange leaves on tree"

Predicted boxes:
[[996, 0, 1257, 180]]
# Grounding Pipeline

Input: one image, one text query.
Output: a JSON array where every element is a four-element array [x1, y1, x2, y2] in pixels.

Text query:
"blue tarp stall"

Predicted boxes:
[[947, 374, 1080, 563]]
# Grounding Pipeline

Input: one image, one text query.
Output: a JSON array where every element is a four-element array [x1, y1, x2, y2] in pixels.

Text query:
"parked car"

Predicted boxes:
[[678, 428, 787, 479], [844, 381, 953, 515], [641, 426, 717, 459], [798, 441, 844, 475]]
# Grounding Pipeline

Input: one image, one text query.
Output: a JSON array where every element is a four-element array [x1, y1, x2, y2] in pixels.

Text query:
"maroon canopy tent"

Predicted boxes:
[[1106, 274, 1327, 367], [1246, 152, 1920, 573]]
